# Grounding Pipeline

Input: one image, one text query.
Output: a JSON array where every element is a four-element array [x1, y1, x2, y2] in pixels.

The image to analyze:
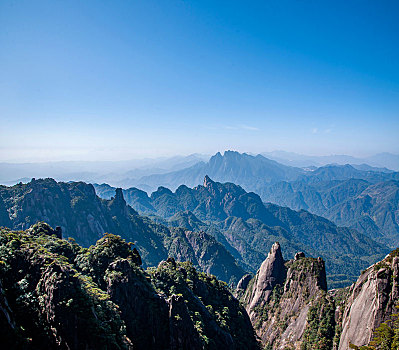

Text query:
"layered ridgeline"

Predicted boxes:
[[95, 176, 387, 288], [0, 179, 245, 285], [0, 223, 258, 349], [236, 243, 399, 350], [95, 151, 399, 247], [259, 177, 399, 247]]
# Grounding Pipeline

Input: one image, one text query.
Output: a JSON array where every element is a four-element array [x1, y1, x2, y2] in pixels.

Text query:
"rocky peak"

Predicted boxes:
[[236, 274, 252, 291], [242, 245, 333, 349], [244, 242, 286, 316], [109, 188, 128, 215], [208, 152, 222, 165], [235, 274, 253, 299], [203, 175, 214, 188], [114, 188, 126, 205]]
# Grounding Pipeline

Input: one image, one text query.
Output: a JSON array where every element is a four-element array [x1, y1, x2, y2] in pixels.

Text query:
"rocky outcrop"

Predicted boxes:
[[0, 224, 259, 350], [235, 273, 252, 299], [243, 242, 286, 322], [241, 244, 335, 349], [106, 259, 170, 350], [168, 294, 202, 350], [338, 251, 399, 349]]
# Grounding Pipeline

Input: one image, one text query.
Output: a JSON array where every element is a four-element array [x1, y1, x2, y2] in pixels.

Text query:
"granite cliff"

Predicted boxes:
[[338, 249, 399, 349], [240, 243, 335, 349]]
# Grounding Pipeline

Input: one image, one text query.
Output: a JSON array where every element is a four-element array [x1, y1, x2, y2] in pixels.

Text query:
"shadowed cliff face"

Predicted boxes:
[[240, 244, 335, 350], [338, 251, 399, 350]]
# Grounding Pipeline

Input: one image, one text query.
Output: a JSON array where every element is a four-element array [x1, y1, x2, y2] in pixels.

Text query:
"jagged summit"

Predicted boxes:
[[203, 174, 214, 187], [245, 242, 286, 313], [241, 244, 332, 348], [114, 188, 126, 204]]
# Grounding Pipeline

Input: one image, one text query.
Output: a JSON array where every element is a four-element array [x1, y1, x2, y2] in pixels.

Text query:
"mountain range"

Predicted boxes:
[[2, 151, 398, 188], [262, 150, 399, 171], [94, 151, 399, 247], [0, 154, 210, 187], [95, 176, 388, 288], [122, 151, 399, 193], [0, 178, 245, 285]]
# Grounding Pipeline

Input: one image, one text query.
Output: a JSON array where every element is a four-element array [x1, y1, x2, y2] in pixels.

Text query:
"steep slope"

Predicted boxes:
[[327, 180, 399, 246], [260, 179, 399, 246], [101, 176, 388, 288], [0, 179, 245, 284], [338, 249, 399, 349], [240, 243, 335, 349], [0, 223, 259, 349]]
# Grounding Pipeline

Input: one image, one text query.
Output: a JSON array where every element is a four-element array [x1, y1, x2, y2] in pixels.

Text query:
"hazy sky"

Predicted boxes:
[[1, 0, 398, 162]]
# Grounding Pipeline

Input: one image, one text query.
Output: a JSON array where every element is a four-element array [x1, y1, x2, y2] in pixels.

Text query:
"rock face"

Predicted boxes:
[[338, 251, 399, 349], [241, 244, 335, 349], [243, 242, 286, 322]]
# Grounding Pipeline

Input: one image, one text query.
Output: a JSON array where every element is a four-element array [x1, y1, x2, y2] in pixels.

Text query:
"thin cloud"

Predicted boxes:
[[240, 125, 260, 131], [221, 125, 259, 131]]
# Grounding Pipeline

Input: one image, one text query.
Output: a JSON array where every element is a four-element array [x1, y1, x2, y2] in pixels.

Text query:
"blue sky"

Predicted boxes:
[[0, 0, 398, 161]]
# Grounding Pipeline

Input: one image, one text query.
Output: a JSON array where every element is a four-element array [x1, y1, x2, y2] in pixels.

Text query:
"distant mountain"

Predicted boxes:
[[123, 151, 398, 194], [95, 177, 388, 288], [0, 178, 244, 284], [0, 153, 209, 187], [297, 164, 399, 184], [94, 152, 399, 246], [128, 151, 305, 193], [262, 150, 399, 171], [259, 178, 399, 246]]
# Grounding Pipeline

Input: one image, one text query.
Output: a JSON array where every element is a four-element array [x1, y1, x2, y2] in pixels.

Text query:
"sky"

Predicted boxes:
[[0, 0, 398, 162]]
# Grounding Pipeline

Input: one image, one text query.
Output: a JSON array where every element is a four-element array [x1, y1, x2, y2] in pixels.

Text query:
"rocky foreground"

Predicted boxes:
[[0, 223, 258, 349], [0, 222, 398, 349], [237, 242, 399, 349]]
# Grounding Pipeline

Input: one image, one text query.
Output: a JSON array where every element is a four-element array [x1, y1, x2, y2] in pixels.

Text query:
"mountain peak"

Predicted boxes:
[[270, 241, 281, 254], [223, 150, 241, 157], [203, 175, 214, 187], [115, 188, 126, 204], [245, 242, 286, 313]]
